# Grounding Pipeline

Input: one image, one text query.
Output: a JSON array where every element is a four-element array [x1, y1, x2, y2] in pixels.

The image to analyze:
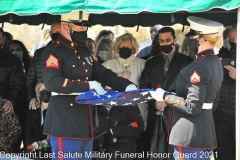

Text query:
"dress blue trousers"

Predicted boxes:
[[173, 146, 213, 160], [48, 136, 93, 160]]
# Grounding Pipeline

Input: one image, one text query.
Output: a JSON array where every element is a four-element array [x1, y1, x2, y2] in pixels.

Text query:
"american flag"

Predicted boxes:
[[75, 89, 154, 106]]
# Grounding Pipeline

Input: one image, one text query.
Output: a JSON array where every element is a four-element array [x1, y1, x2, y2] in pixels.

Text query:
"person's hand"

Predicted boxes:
[[31, 142, 39, 152], [29, 98, 39, 110], [41, 139, 49, 148], [155, 101, 167, 111], [150, 88, 166, 101], [89, 81, 106, 95], [125, 84, 137, 91], [3, 99, 14, 113], [121, 71, 131, 79], [105, 86, 112, 90], [224, 65, 236, 80]]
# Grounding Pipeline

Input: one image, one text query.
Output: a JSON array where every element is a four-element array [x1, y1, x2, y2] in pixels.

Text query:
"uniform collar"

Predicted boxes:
[[195, 49, 215, 60], [57, 34, 86, 50]]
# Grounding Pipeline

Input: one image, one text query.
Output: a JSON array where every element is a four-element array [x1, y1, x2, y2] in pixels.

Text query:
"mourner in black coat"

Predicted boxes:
[[213, 25, 237, 160], [0, 48, 26, 152], [139, 27, 193, 160]]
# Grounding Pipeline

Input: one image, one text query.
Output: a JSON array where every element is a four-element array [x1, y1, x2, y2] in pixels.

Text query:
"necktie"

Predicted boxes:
[[164, 57, 170, 76]]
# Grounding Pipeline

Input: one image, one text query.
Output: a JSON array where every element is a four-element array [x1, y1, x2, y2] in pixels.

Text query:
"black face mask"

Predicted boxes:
[[119, 47, 132, 59], [39, 90, 51, 103], [71, 31, 87, 44], [51, 33, 60, 42], [159, 43, 174, 54], [187, 39, 199, 54], [230, 42, 236, 53]]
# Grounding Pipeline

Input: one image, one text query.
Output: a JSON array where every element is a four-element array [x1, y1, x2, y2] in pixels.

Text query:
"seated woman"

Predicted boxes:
[[100, 33, 145, 160], [25, 80, 51, 159]]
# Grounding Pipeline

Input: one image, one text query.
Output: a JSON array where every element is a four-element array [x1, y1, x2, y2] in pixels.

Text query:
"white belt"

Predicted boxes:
[[202, 103, 213, 109], [51, 92, 82, 96]]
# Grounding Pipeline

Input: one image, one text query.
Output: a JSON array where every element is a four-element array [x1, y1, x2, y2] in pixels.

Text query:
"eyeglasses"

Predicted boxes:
[[158, 38, 173, 43]]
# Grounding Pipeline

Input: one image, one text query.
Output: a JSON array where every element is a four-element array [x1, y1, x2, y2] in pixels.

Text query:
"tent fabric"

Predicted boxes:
[[0, 1, 239, 26], [0, 9, 238, 26], [0, 0, 239, 15]]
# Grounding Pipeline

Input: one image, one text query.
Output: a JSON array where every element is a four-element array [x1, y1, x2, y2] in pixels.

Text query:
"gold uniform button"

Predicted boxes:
[[86, 77, 88, 80], [57, 41, 59, 43], [83, 62, 85, 65], [171, 98, 174, 101], [78, 56, 80, 59], [71, 43, 74, 47], [72, 65, 75, 67], [85, 69, 88, 72], [176, 100, 180, 102], [75, 50, 77, 53], [70, 103, 73, 106], [78, 79, 81, 81]]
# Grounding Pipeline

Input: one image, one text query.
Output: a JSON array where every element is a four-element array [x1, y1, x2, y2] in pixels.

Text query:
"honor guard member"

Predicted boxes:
[[40, 10, 137, 160], [150, 16, 223, 160]]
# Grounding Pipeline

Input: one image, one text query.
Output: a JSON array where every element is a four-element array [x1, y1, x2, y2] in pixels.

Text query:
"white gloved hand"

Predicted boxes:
[[125, 84, 137, 91], [89, 81, 106, 95], [150, 88, 166, 101]]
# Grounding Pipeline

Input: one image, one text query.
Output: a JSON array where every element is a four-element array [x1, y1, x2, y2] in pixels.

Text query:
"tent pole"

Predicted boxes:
[[236, 6, 240, 160]]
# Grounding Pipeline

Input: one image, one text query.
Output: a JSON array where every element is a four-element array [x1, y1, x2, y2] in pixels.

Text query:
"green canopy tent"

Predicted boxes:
[[0, 0, 239, 26], [0, 0, 240, 159]]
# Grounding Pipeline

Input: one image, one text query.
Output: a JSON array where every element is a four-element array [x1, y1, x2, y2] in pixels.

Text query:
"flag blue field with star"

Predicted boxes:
[[75, 89, 154, 106]]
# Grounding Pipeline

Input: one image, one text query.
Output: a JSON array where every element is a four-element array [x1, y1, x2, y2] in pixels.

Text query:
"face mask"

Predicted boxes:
[[12, 51, 23, 59], [39, 90, 51, 103], [71, 31, 87, 44], [187, 39, 199, 54], [119, 47, 132, 59], [230, 42, 236, 53], [159, 43, 174, 54], [98, 51, 111, 61], [51, 33, 60, 42]]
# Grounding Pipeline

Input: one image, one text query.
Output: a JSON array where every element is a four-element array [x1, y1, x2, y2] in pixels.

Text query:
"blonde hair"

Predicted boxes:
[[202, 34, 223, 49], [35, 81, 44, 102], [113, 33, 139, 54], [94, 37, 115, 59]]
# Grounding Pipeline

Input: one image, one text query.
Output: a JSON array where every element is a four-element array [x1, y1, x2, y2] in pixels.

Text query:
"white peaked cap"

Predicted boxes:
[[187, 16, 223, 34], [61, 10, 90, 26]]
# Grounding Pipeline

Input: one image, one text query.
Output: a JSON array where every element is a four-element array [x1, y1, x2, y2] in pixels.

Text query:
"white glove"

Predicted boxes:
[[150, 88, 166, 101], [89, 81, 106, 95], [125, 84, 137, 91]]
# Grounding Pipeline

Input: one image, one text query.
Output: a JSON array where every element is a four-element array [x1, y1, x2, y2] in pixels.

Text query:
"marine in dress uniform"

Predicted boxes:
[[150, 16, 224, 160], [40, 11, 136, 160]]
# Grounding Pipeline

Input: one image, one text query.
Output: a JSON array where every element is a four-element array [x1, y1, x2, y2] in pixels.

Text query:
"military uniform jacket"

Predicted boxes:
[[165, 49, 223, 149], [41, 35, 132, 139]]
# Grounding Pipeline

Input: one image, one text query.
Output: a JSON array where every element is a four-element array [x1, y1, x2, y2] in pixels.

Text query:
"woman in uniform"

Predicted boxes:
[[150, 16, 224, 160]]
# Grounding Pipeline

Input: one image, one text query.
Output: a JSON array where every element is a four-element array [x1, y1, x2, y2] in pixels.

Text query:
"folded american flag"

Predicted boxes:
[[75, 89, 154, 106]]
